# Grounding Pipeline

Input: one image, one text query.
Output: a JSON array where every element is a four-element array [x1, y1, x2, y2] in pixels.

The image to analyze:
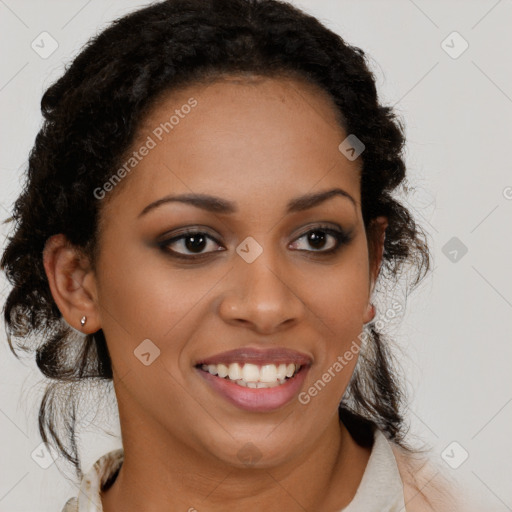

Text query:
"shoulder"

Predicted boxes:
[[389, 441, 473, 512], [61, 497, 78, 512], [60, 448, 123, 512]]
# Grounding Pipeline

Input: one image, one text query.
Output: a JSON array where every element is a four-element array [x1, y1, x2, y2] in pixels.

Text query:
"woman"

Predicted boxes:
[[1, 0, 474, 510]]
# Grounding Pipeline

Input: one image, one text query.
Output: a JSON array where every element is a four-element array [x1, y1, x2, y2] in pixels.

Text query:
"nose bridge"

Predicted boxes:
[[219, 236, 304, 332]]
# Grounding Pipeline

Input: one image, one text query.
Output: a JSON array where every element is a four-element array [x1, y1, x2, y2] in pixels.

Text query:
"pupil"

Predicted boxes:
[[309, 231, 326, 249], [185, 234, 206, 252]]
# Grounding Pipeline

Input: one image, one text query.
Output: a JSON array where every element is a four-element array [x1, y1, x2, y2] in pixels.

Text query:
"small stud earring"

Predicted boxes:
[[80, 316, 87, 327]]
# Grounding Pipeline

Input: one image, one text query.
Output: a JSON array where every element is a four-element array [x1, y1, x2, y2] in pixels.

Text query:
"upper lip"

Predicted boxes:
[[195, 347, 313, 367]]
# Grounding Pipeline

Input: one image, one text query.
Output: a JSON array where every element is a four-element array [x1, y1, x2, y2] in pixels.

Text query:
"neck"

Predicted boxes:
[[101, 403, 372, 512]]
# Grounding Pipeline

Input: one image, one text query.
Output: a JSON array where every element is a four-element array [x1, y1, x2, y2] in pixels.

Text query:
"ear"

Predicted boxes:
[[362, 215, 388, 324], [42, 234, 101, 333]]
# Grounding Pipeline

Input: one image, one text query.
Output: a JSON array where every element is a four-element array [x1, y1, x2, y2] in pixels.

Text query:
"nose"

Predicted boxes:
[[217, 249, 306, 334]]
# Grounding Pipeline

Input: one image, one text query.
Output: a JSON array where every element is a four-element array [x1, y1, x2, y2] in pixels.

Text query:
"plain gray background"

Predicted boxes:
[[1, 1, 511, 510]]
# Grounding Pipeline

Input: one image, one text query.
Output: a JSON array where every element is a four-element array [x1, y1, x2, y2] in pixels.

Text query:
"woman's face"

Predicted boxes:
[[88, 74, 383, 467]]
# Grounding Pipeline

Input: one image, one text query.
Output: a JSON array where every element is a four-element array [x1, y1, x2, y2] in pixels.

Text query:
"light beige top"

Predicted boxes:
[[61, 428, 411, 512], [341, 428, 406, 511]]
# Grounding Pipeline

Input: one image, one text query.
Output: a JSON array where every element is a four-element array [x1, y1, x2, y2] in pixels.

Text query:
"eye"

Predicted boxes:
[[289, 225, 351, 254], [158, 230, 224, 259], [157, 224, 352, 261]]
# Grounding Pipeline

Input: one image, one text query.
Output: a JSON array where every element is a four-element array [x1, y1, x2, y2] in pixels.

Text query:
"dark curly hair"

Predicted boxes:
[[1, 0, 430, 479]]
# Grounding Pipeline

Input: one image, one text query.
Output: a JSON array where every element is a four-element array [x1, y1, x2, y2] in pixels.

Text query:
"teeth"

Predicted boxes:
[[228, 363, 242, 380], [260, 364, 277, 382], [200, 362, 301, 386], [242, 363, 260, 382], [276, 364, 287, 380], [285, 363, 295, 378], [217, 363, 228, 378]]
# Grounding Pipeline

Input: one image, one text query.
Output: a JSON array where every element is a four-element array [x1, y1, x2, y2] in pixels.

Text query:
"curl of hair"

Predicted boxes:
[[1, 0, 430, 478]]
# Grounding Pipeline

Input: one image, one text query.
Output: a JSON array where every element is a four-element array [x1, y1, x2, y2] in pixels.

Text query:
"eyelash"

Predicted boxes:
[[157, 224, 352, 261]]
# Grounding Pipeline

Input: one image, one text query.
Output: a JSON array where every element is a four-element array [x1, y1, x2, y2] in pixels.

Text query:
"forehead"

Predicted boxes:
[[109, 74, 362, 215]]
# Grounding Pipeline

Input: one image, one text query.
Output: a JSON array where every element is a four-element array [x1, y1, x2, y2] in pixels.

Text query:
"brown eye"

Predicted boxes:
[[183, 233, 208, 253], [289, 226, 351, 253], [306, 230, 329, 250], [159, 230, 224, 258]]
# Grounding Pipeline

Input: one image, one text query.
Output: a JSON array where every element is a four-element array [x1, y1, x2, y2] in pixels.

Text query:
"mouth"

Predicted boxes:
[[198, 362, 302, 388], [195, 348, 312, 412]]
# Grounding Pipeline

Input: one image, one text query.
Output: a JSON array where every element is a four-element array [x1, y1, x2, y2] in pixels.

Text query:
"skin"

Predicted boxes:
[[43, 74, 388, 511]]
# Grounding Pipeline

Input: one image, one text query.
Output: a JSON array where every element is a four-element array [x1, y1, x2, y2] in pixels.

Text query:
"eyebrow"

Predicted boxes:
[[138, 187, 357, 218]]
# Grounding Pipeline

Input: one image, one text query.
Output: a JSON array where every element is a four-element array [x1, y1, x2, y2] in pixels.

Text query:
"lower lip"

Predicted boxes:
[[197, 366, 309, 412]]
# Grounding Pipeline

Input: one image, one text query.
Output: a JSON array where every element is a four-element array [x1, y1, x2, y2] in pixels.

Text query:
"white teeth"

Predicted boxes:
[[276, 363, 287, 380], [242, 363, 260, 382], [217, 363, 228, 378], [285, 363, 295, 378], [228, 363, 242, 380], [260, 364, 277, 382], [200, 362, 301, 387], [235, 379, 283, 388]]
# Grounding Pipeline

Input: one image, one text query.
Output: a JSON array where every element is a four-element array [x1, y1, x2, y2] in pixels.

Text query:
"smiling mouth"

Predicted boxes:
[[197, 362, 302, 388]]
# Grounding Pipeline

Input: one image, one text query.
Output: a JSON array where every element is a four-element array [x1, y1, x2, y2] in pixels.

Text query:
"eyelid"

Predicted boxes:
[[157, 229, 224, 259], [157, 226, 222, 244], [289, 223, 352, 251], [158, 222, 352, 259], [290, 222, 347, 240]]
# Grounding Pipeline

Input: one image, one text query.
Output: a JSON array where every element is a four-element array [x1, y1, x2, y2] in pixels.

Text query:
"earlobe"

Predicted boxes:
[[42, 234, 101, 333], [363, 302, 376, 325]]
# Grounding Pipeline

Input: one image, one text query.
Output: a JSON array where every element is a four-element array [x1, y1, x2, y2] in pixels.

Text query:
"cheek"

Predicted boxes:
[[300, 356, 359, 412], [304, 241, 371, 332], [299, 239, 370, 402], [94, 234, 225, 363], [93, 236, 174, 351]]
